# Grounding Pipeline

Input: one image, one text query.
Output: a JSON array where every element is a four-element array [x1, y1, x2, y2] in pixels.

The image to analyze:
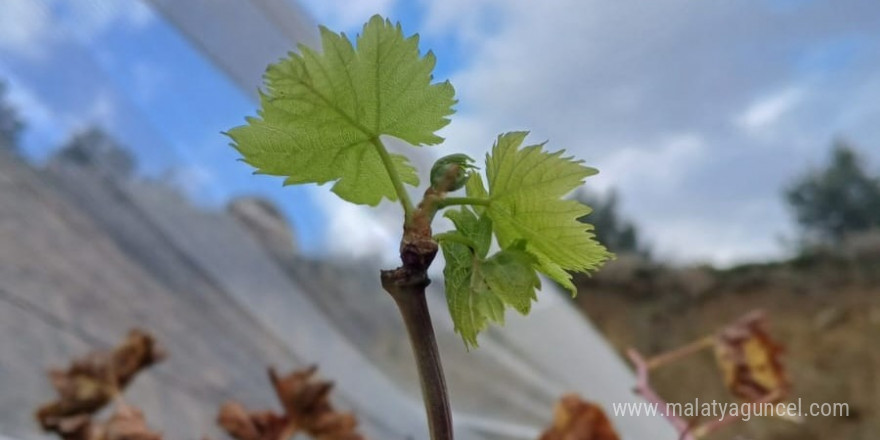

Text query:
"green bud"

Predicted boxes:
[[431, 153, 476, 192]]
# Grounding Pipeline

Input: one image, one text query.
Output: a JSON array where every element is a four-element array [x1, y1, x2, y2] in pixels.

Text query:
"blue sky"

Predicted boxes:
[[2, 0, 879, 265]]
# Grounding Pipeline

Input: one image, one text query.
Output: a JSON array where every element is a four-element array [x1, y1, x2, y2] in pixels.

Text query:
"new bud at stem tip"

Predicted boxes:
[[430, 154, 476, 192]]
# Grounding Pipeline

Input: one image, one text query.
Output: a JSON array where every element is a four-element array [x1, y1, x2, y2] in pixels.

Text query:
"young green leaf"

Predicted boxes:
[[464, 173, 489, 215], [440, 208, 541, 348], [473, 132, 612, 294], [227, 15, 456, 206]]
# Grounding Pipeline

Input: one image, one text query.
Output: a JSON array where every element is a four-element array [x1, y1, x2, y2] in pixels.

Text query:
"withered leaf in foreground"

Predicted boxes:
[[538, 394, 620, 440], [714, 310, 789, 401], [90, 406, 163, 440], [217, 366, 365, 440], [218, 402, 288, 440], [36, 329, 166, 438], [37, 405, 164, 440]]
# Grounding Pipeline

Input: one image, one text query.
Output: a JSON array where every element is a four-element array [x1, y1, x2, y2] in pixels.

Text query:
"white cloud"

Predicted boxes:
[[0, 0, 155, 60], [597, 133, 706, 193], [61, 0, 154, 43], [163, 164, 219, 203], [4, 77, 54, 131], [298, 0, 397, 32], [736, 86, 805, 133], [419, 0, 506, 44], [0, 0, 52, 58], [1, 73, 75, 162], [1, 71, 120, 156], [311, 189, 401, 263], [76, 90, 117, 130], [646, 198, 789, 267], [412, 0, 880, 265]]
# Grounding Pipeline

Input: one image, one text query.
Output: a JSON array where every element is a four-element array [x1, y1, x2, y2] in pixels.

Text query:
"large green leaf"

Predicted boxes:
[[227, 15, 456, 205], [476, 132, 612, 293]]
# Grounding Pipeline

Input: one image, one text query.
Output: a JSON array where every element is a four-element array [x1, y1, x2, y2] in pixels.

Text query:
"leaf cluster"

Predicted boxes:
[[228, 15, 610, 348], [440, 132, 611, 346]]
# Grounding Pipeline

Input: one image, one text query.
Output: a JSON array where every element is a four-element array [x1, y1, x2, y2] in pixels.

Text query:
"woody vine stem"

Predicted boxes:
[[379, 140, 483, 440]]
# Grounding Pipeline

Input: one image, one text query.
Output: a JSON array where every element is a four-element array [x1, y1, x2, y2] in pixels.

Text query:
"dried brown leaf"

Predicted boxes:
[[217, 402, 287, 440], [538, 394, 620, 440], [92, 406, 163, 440], [41, 413, 93, 440], [714, 310, 789, 401], [37, 329, 165, 438], [218, 366, 365, 440], [309, 412, 361, 440]]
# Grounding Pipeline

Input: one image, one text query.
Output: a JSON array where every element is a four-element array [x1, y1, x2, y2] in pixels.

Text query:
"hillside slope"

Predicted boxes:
[[576, 255, 880, 439]]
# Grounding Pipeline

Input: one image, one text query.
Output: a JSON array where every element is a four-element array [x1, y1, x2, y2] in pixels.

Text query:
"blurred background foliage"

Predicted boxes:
[[785, 141, 880, 246]]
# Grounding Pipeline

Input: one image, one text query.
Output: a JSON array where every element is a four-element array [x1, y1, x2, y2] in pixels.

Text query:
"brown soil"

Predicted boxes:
[[575, 254, 880, 440]]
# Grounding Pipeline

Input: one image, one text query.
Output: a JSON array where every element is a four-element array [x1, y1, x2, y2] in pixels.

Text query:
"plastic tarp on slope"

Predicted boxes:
[[0, 153, 410, 439]]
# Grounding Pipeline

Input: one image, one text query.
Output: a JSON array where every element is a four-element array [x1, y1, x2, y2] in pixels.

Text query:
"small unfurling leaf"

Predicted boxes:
[[441, 133, 611, 347]]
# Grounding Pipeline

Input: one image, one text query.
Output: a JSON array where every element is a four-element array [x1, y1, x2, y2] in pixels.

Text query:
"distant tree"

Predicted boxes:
[[785, 141, 880, 244], [576, 188, 648, 257], [51, 126, 136, 179], [0, 81, 24, 153]]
